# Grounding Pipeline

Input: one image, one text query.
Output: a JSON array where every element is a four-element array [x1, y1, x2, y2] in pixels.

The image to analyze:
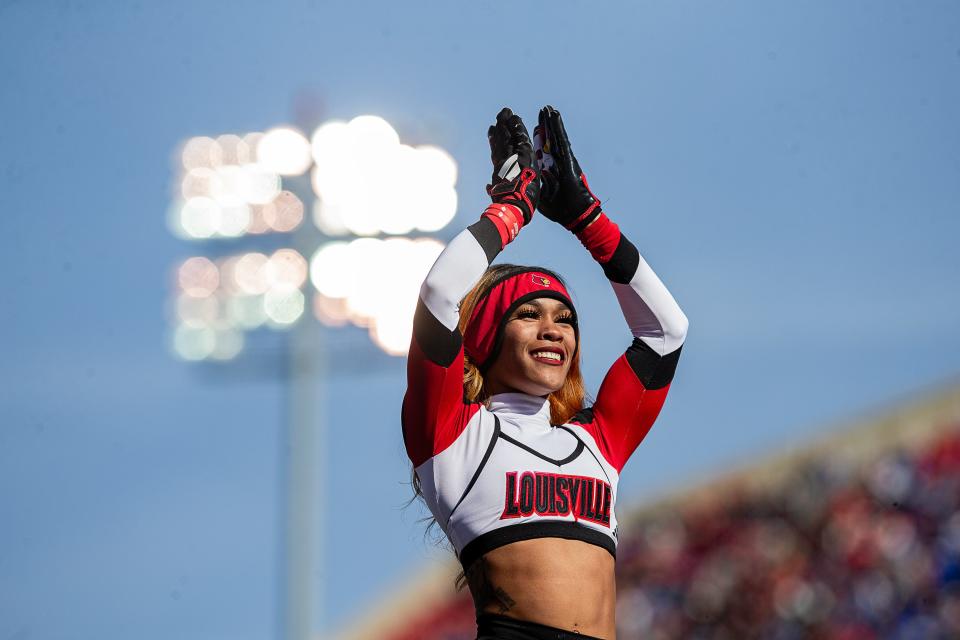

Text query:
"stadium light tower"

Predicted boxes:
[[166, 116, 457, 639]]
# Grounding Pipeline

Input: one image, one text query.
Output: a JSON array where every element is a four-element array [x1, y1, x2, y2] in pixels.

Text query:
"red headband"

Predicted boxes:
[[463, 270, 578, 371]]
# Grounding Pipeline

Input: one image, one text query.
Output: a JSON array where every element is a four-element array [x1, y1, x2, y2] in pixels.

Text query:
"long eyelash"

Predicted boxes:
[[515, 308, 576, 324]]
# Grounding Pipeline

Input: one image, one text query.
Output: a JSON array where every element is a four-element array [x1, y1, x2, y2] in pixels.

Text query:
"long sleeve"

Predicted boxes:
[[569, 214, 689, 473], [401, 217, 504, 467]]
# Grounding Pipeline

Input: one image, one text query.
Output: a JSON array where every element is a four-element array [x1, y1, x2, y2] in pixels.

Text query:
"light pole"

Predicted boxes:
[[166, 116, 458, 639]]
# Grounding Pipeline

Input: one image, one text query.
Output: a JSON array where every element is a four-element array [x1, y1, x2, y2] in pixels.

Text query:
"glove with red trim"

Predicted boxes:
[[534, 105, 603, 232], [486, 107, 539, 226]]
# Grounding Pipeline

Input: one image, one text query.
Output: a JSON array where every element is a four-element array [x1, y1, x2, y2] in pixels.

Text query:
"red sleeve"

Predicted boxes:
[[401, 326, 481, 468], [571, 350, 675, 473]]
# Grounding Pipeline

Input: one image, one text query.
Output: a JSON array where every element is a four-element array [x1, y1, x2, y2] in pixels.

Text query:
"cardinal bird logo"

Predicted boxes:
[[531, 275, 551, 287]]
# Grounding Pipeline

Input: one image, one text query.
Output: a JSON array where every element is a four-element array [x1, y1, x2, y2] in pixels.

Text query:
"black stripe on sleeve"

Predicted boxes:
[[624, 338, 682, 390], [600, 235, 640, 285], [467, 217, 504, 264], [412, 298, 463, 368], [569, 406, 595, 425]]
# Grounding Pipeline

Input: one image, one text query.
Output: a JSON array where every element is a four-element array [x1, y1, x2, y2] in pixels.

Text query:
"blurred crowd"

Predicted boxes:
[[389, 425, 960, 640], [616, 427, 960, 639]]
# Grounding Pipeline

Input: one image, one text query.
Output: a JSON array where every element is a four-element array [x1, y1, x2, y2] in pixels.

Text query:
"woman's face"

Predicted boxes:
[[485, 297, 577, 397]]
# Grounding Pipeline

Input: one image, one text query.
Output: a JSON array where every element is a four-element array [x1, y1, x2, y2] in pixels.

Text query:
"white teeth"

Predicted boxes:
[[532, 351, 562, 361]]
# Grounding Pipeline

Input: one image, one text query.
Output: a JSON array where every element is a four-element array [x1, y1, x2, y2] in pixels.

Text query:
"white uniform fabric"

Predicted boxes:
[[415, 392, 619, 568]]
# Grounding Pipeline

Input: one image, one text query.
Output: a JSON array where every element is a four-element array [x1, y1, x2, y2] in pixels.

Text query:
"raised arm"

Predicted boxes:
[[402, 108, 539, 467], [535, 106, 688, 473]]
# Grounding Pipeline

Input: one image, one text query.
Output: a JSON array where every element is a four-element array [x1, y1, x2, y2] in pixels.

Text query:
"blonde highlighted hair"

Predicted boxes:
[[458, 264, 586, 424]]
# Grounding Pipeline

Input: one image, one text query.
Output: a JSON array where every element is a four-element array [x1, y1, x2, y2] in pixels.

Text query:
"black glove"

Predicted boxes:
[[487, 107, 539, 224], [534, 105, 602, 232]]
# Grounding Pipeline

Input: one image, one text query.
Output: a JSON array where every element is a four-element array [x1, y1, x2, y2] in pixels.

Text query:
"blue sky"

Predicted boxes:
[[1, 1, 958, 638]]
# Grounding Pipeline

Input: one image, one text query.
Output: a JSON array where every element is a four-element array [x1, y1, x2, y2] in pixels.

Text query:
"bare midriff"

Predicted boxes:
[[466, 537, 617, 639]]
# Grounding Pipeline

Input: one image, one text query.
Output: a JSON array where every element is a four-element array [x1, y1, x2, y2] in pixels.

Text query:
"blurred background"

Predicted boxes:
[[1, 1, 958, 639]]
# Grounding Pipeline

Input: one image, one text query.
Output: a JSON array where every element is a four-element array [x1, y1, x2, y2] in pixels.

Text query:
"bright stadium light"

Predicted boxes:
[[410, 145, 458, 231], [178, 256, 220, 297], [266, 191, 304, 232], [349, 114, 400, 149], [210, 327, 245, 360], [216, 134, 246, 165], [310, 116, 459, 237], [181, 167, 220, 200], [209, 165, 249, 207], [247, 205, 272, 234], [237, 164, 282, 205], [415, 184, 457, 231], [168, 117, 456, 361], [416, 145, 458, 186], [241, 132, 263, 163], [310, 121, 354, 204], [233, 252, 270, 295], [370, 318, 411, 356], [209, 164, 280, 206], [180, 197, 222, 239], [341, 237, 383, 322], [217, 203, 252, 237], [181, 136, 223, 170], [366, 238, 444, 353], [257, 127, 312, 176], [227, 294, 268, 329], [265, 288, 305, 325], [309, 242, 353, 298], [311, 198, 349, 236], [312, 293, 350, 327], [173, 323, 217, 361], [216, 256, 240, 293], [233, 192, 305, 236], [266, 248, 308, 291], [176, 293, 219, 328], [171, 131, 303, 242], [307, 236, 444, 352]]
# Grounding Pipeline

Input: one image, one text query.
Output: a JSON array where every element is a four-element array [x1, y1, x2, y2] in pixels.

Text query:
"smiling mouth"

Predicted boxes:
[[530, 349, 565, 365]]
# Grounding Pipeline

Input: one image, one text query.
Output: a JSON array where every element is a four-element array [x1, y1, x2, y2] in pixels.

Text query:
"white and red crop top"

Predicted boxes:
[[402, 213, 688, 570]]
